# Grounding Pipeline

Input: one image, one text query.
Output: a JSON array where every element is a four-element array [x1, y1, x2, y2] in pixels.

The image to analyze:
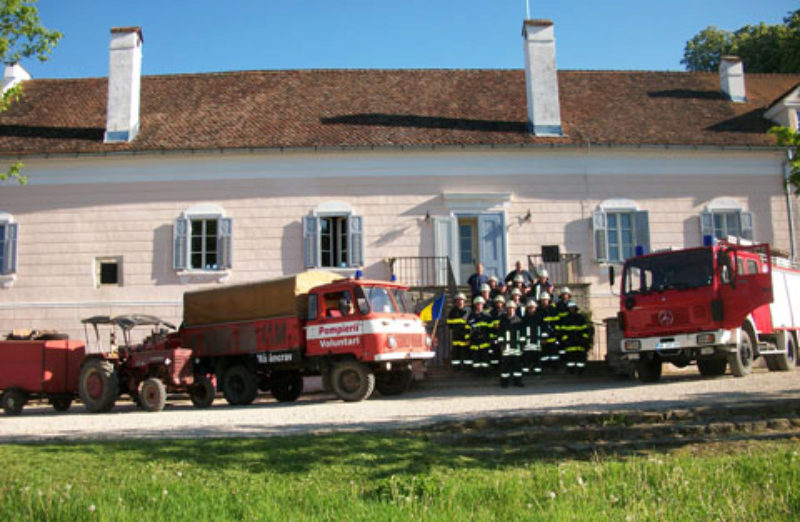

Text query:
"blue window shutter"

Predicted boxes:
[[740, 211, 754, 240], [592, 209, 608, 262], [633, 210, 650, 255], [218, 217, 233, 269], [348, 215, 364, 267], [303, 215, 320, 268], [700, 211, 714, 240], [2, 223, 18, 275], [173, 217, 189, 270]]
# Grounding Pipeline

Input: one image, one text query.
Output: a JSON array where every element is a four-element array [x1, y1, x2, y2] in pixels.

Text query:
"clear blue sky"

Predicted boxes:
[[24, 0, 799, 79]]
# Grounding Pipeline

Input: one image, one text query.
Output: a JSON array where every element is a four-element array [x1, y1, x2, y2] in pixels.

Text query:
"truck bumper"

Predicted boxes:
[[373, 351, 435, 362], [620, 329, 735, 360]]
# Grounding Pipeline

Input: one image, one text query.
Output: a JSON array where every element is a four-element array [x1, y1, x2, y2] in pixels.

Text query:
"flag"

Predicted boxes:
[[418, 292, 446, 323]]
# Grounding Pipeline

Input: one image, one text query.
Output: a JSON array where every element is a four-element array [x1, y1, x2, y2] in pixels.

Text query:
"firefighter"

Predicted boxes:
[[508, 287, 524, 316], [555, 287, 573, 316], [446, 293, 471, 370], [489, 294, 506, 369], [534, 291, 561, 369], [521, 299, 543, 376], [559, 301, 591, 373], [467, 295, 493, 375], [480, 283, 492, 305], [488, 276, 503, 300], [531, 269, 555, 301], [499, 300, 525, 387]]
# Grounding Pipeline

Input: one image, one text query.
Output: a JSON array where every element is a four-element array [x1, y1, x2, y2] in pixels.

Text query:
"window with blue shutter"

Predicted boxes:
[[593, 205, 650, 263], [303, 209, 364, 269], [0, 222, 18, 275], [700, 209, 753, 241], [174, 205, 232, 272]]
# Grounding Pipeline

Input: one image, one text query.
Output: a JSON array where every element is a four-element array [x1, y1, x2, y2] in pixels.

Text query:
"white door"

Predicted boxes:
[[433, 215, 459, 286]]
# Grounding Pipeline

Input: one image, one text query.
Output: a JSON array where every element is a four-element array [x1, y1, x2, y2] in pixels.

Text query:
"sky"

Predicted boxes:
[[22, 0, 800, 79]]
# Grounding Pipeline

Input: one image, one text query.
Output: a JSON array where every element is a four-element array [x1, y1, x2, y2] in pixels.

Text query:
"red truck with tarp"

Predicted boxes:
[[613, 238, 800, 382]]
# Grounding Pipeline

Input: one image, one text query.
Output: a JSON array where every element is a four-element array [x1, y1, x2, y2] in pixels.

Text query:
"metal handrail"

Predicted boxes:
[[388, 256, 457, 296], [527, 253, 582, 285]]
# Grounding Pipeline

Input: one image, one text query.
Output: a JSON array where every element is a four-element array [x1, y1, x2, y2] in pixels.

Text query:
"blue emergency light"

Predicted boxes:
[[702, 234, 716, 247], [354, 269, 363, 280], [390, 274, 397, 282], [634, 245, 646, 257]]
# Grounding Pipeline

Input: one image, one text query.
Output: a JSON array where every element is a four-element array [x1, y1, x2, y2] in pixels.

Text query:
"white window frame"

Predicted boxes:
[[303, 201, 364, 270], [0, 211, 18, 288], [95, 256, 123, 288], [173, 204, 232, 282], [701, 198, 753, 242], [592, 199, 650, 264]]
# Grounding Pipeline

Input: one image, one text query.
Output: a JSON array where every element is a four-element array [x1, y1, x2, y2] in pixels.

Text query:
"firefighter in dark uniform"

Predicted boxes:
[[560, 301, 591, 373], [489, 294, 506, 369], [554, 287, 573, 363], [467, 295, 493, 375], [446, 292, 470, 370], [521, 299, 542, 376], [499, 300, 525, 387], [534, 291, 561, 369]]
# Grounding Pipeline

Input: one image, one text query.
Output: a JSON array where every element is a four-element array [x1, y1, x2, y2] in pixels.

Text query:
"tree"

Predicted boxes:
[[0, 0, 61, 184], [682, 9, 800, 73], [770, 127, 800, 195]]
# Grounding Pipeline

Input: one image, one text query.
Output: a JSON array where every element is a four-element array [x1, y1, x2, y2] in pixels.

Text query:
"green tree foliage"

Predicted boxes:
[[770, 127, 800, 195], [682, 9, 800, 73], [0, 1, 61, 185]]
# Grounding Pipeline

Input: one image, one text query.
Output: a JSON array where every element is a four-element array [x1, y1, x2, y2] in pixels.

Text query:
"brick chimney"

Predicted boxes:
[[719, 55, 746, 103], [104, 27, 143, 143], [522, 19, 562, 136]]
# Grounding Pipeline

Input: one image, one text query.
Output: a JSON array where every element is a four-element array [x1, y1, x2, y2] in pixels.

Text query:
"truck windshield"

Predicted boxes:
[[364, 286, 397, 314], [623, 249, 713, 296], [391, 289, 411, 313]]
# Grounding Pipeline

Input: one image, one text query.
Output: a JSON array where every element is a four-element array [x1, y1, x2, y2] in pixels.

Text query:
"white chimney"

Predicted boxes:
[[522, 19, 562, 136], [719, 55, 746, 103], [2, 63, 30, 93], [105, 26, 143, 143]]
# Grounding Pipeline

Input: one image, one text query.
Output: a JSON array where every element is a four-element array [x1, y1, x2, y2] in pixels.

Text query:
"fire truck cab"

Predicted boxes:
[[616, 238, 800, 382]]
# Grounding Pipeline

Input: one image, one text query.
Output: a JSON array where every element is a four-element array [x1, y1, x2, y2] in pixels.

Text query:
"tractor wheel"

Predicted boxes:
[[697, 358, 727, 377], [376, 370, 413, 396], [189, 375, 216, 409], [223, 365, 258, 406], [50, 396, 73, 412], [2, 388, 26, 416], [773, 335, 797, 372], [139, 378, 167, 412], [78, 358, 119, 413], [270, 370, 304, 402], [330, 361, 375, 402], [728, 326, 755, 377], [636, 359, 662, 383]]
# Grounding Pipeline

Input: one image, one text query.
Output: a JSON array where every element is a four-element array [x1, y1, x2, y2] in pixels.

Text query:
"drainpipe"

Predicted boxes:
[[785, 146, 797, 261]]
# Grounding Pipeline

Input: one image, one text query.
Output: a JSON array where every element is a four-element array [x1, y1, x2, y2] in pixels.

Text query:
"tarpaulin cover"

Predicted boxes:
[[183, 271, 341, 326]]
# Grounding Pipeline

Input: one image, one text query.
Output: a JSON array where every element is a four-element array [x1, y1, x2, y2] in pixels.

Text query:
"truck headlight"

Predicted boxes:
[[623, 340, 641, 351], [387, 336, 397, 349], [696, 333, 715, 345], [425, 335, 432, 347]]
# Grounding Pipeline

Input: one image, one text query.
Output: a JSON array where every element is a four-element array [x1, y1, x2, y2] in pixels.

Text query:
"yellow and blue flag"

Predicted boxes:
[[419, 292, 446, 323]]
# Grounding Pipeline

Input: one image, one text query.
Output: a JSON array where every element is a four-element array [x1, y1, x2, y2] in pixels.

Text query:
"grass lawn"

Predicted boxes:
[[1, 431, 799, 521]]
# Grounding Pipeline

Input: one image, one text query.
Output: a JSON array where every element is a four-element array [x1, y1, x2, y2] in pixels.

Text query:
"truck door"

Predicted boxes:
[[305, 289, 365, 357], [717, 245, 773, 330]]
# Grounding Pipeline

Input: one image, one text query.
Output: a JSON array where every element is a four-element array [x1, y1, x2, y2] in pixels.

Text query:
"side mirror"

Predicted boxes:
[[608, 265, 616, 287]]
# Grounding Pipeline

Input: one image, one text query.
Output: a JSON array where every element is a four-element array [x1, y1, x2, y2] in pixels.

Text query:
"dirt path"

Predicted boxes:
[[2, 369, 799, 442]]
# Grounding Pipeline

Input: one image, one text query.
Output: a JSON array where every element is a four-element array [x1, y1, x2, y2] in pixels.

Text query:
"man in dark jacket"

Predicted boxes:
[[534, 291, 561, 370], [505, 260, 534, 286], [446, 292, 470, 370], [521, 299, 542, 376], [467, 262, 488, 298], [467, 295, 493, 375], [498, 300, 525, 388], [559, 301, 591, 373]]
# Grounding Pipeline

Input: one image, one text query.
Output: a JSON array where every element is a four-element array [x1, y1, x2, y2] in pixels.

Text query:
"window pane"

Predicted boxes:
[[607, 214, 617, 228], [191, 236, 203, 252], [205, 219, 217, 235], [623, 245, 634, 260], [205, 236, 216, 253], [621, 230, 633, 246], [366, 286, 396, 313], [608, 230, 618, 246], [726, 213, 740, 237], [619, 213, 631, 228], [191, 253, 203, 269], [205, 252, 217, 269]]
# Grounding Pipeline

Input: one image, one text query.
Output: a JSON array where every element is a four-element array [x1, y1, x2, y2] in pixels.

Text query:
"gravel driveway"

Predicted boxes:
[[2, 369, 799, 442]]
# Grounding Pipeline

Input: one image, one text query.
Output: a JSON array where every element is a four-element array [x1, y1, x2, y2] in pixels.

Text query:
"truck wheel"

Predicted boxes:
[[223, 365, 258, 406], [50, 396, 73, 412], [728, 327, 755, 377], [2, 388, 26, 416], [139, 378, 167, 412], [330, 361, 375, 402], [697, 358, 727, 377], [773, 336, 796, 372], [270, 370, 304, 402], [376, 370, 413, 396], [189, 375, 216, 408], [78, 359, 119, 413], [636, 359, 662, 383]]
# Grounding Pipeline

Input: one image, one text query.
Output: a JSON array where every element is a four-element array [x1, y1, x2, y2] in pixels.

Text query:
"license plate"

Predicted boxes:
[[656, 342, 679, 349]]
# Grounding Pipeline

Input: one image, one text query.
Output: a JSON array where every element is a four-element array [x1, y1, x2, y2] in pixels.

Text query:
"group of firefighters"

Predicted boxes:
[[446, 263, 592, 388]]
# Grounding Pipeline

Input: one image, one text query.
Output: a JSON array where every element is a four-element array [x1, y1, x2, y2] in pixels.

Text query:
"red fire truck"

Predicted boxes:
[[613, 239, 800, 382]]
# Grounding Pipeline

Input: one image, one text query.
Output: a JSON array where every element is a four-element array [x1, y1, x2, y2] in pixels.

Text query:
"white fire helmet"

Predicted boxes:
[[480, 283, 491, 293], [539, 292, 551, 301], [560, 286, 572, 296], [455, 293, 467, 301], [473, 296, 486, 305], [539, 269, 549, 278]]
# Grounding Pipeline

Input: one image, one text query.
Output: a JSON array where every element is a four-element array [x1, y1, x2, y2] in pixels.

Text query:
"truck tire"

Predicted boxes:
[[376, 370, 413, 396], [636, 359, 662, 383], [78, 358, 119, 413], [331, 361, 375, 402], [50, 396, 73, 412], [189, 375, 216, 409], [270, 370, 304, 402], [223, 365, 258, 406], [139, 378, 167, 412], [2, 388, 26, 416], [728, 327, 755, 377], [773, 336, 796, 372], [697, 358, 727, 377]]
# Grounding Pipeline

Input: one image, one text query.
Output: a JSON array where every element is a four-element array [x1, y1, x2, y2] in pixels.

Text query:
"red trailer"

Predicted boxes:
[[0, 338, 85, 415]]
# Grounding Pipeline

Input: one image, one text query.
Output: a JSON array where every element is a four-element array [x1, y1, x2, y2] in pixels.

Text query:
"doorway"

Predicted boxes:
[[458, 217, 478, 284]]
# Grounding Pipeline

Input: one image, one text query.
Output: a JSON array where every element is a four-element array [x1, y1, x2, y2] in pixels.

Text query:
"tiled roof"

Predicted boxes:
[[0, 68, 797, 156]]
